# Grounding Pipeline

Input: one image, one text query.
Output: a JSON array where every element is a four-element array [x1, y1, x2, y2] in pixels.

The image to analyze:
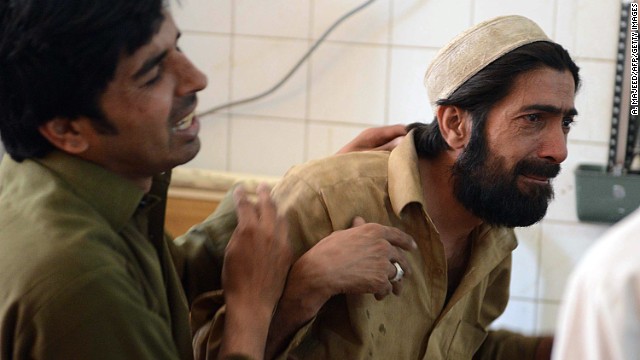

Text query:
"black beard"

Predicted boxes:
[[451, 131, 560, 227]]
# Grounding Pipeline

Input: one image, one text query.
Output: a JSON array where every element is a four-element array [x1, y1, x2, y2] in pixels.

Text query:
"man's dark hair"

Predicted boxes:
[[0, 0, 167, 161], [408, 41, 581, 158]]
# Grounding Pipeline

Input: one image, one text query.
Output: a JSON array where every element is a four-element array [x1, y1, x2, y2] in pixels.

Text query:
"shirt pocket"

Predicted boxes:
[[446, 320, 487, 359]]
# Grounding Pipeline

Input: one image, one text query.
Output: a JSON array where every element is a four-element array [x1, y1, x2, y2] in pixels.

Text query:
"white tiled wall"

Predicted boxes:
[[173, 0, 623, 336]]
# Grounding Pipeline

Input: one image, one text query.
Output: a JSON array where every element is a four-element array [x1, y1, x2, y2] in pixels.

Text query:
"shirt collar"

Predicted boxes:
[[388, 130, 425, 217], [387, 133, 517, 255], [35, 151, 145, 232], [386, 134, 517, 298]]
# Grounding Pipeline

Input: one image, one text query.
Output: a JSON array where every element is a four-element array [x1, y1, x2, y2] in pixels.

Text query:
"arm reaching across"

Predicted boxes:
[[265, 217, 417, 358], [218, 184, 293, 360], [337, 124, 407, 154]]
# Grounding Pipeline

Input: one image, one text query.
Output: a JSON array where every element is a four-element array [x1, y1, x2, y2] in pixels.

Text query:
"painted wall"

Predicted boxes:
[[171, 0, 620, 334]]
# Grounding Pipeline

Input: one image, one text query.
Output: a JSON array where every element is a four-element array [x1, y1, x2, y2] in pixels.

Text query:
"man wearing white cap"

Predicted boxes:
[[195, 15, 580, 359]]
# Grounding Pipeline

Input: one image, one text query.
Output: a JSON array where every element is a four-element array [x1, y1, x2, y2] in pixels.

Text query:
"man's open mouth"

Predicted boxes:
[[173, 111, 195, 131]]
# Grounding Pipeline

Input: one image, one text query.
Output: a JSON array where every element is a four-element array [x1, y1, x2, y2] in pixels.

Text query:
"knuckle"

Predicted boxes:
[[372, 240, 389, 253], [236, 222, 256, 238], [372, 276, 389, 290]]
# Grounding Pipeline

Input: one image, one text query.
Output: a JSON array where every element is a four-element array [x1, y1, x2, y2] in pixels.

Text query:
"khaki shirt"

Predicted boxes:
[[192, 134, 542, 359], [265, 133, 541, 359], [0, 152, 222, 360]]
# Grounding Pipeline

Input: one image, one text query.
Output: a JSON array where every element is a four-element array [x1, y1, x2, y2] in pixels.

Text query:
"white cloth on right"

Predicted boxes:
[[553, 208, 640, 360]]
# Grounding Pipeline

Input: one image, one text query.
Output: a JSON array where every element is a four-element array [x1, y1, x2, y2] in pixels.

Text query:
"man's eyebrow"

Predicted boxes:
[[521, 104, 578, 116], [132, 50, 168, 80]]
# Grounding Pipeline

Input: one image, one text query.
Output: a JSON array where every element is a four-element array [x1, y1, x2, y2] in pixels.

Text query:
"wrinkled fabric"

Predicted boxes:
[[553, 207, 640, 360], [0, 152, 222, 360], [191, 133, 543, 359]]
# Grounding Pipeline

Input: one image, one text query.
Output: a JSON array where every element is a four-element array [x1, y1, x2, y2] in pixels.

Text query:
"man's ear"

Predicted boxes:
[[436, 105, 471, 150], [38, 117, 90, 154]]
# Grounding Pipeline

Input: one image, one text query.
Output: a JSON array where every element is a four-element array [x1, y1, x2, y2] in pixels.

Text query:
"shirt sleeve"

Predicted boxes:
[[167, 190, 237, 358], [190, 290, 226, 360], [189, 290, 317, 360], [552, 249, 640, 360], [269, 173, 342, 358], [188, 174, 336, 359], [170, 189, 238, 304], [475, 330, 541, 360]]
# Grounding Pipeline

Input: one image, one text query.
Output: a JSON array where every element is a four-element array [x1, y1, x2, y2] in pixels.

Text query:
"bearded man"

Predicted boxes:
[[195, 15, 580, 360]]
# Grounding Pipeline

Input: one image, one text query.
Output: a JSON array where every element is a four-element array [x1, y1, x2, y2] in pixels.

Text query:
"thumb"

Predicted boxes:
[[351, 216, 366, 227]]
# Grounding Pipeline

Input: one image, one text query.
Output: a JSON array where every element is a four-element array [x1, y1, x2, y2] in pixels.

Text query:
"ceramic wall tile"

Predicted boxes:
[[511, 225, 542, 299], [305, 122, 370, 161], [473, 0, 556, 36], [235, 0, 310, 38], [180, 33, 231, 114], [571, 59, 616, 143], [554, 0, 578, 54], [388, 47, 437, 124], [491, 299, 537, 335], [312, 0, 391, 45], [392, 0, 473, 48], [536, 301, 561, 334], [538, 221, 610, 301], [573, 0, 620, 60], [171, 0, 232, 33], [231, 37, 309, 119], [229, 115, 305, 177], [181, 113, 230, 171], [308, 42, 388, 125]]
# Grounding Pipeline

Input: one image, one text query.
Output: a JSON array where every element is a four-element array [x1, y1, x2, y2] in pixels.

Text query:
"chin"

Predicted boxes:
[[179, 139, 201, 163], [498, 204, 549, 228], [163, 149, 199, 173]]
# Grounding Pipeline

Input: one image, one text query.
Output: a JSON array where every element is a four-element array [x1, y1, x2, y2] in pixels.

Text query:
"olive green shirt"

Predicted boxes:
[[0, 152, 223, 360]]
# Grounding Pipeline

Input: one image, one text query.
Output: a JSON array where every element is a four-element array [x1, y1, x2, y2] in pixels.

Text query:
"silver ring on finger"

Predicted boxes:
[[390, 261, 404, 282]]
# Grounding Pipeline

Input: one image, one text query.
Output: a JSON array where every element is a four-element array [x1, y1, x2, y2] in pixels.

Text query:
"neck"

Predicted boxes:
[[102, 164, 154, 193], [418, 155, 482, 244], [131, 177, 154, 193]]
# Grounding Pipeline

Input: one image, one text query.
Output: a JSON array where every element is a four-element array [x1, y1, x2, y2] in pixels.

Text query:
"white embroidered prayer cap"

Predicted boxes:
[[425, 15, 552, 110]]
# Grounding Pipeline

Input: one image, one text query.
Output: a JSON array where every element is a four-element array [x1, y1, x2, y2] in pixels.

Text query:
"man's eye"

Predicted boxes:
[[144, 75, 161, 87], [562, 117, 575, 129], [143, 67, 163, 87], [524, 114, 540, 122]]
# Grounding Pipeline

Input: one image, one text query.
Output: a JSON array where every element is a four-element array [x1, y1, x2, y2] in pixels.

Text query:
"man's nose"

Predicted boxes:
[[174, 52, 208, 97], [537, 122, 568, 164]]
